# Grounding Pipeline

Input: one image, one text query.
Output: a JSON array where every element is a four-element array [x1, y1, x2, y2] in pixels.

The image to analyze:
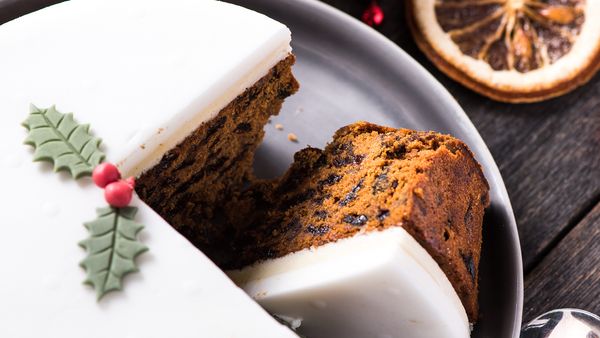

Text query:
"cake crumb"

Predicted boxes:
[[287, 133, 298, 143], [275, 123, 284, 130], [255, 291, 268, 298]]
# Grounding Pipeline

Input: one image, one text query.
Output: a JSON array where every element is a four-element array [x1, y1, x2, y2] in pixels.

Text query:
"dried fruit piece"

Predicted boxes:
[[407, 0, 600, 102]]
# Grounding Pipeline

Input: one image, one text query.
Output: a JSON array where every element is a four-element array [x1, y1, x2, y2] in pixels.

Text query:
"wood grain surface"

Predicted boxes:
[[1, 0, 599, 327], [524, 203, 600, 321]]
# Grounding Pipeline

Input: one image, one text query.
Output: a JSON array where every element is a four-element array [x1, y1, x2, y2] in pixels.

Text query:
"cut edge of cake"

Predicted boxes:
[[136, 54, 299, 264], [121, 9, 294, 178]]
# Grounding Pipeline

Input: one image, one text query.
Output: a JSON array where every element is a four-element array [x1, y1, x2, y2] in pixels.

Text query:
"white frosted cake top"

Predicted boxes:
[[228, 227, 470, 338], [0, 0, 295, 337]]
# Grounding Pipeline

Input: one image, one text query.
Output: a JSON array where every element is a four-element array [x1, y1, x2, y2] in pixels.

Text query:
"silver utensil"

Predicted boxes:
[[521, 309, 600, 338]]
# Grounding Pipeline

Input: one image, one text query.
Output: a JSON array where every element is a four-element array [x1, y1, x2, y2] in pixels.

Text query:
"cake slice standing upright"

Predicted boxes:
[[226, 122, 490, 338]]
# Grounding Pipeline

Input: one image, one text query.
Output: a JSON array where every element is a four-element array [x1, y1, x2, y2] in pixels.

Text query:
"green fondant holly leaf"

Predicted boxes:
[[22, 104, 105, 179], [79, 206, 148, 300]]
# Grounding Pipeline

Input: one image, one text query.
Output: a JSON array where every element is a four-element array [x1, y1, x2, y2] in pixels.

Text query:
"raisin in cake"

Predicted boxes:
[[225, 122, 490, 338], [0, 0, 298, 337]]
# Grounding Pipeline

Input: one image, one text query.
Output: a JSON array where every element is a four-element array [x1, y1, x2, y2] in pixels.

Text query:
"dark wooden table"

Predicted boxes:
[[320, 0, 600, 323], [1, 0, 598, 328]]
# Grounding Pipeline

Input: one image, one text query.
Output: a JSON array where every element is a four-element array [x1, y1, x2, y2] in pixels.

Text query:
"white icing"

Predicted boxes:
[[414, 0, 600, 91], [228, 227, 470, 338], [0, 0, 296, 337]]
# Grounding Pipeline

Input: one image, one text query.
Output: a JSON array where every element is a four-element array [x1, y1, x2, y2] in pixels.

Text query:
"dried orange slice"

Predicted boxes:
[[407, 0, 600, 102]]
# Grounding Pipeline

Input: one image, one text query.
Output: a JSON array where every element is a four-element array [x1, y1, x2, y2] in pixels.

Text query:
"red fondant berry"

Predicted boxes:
[[105, 180, 133, 208], [92, 163, 121, 188]]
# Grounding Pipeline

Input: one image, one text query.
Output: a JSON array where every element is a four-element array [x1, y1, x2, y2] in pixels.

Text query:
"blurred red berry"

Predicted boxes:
[[362, 1, 384, 27]]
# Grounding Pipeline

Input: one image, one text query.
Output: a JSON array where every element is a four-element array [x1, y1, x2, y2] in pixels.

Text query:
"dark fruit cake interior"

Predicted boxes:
[[136, 58, 489, 322], [136, 56, 299, 264]]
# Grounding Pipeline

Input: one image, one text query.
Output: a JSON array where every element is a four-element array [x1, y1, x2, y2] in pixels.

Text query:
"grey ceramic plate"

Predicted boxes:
[[1, 0, 523, 337], [227, 0, 524, 337]]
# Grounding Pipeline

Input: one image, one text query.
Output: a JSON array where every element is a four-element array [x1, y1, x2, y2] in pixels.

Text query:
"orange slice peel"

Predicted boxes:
[[407, 0, 600, 103]]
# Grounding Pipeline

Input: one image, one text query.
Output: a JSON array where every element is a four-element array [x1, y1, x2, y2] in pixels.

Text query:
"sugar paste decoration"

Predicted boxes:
[[80, 206, 148, 300], [22, 104, 105, 179], [79, 163, 145, 300], [22, 105, 148, 300], [93, 163, 136, 208]]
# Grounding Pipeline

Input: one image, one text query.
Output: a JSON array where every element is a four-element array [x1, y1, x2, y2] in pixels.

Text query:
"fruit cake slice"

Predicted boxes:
[[225, 122, 490, 337]]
